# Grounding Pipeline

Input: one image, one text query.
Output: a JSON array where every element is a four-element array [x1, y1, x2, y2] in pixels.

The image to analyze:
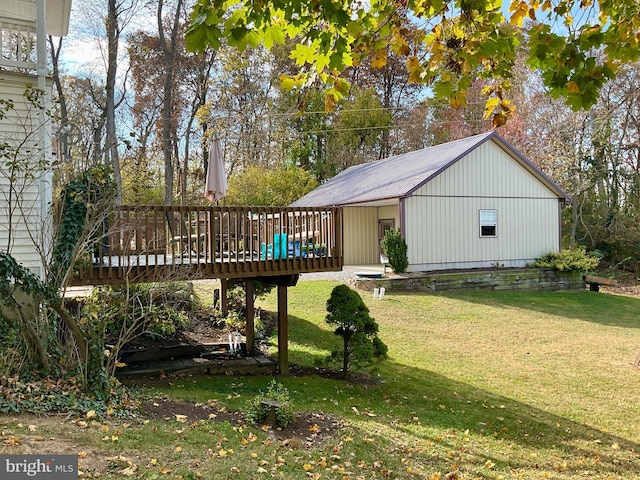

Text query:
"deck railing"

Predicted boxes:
[[71, 205, 343, 285], [0, 18, 36, 70]]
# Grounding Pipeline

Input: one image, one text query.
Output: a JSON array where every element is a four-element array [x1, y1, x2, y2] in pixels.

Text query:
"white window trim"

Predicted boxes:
[[479, 209, 497, 238]]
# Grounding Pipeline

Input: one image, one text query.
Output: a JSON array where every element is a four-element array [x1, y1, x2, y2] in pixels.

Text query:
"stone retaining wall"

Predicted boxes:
[[352, 268, 585, 293]]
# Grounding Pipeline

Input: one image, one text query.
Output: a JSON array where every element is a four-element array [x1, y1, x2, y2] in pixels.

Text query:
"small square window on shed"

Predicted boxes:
[[479, 209, 497, 237]]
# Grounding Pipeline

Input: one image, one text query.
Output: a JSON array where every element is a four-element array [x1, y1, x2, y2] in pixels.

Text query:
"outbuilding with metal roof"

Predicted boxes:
[[292, 131, 569, 271]]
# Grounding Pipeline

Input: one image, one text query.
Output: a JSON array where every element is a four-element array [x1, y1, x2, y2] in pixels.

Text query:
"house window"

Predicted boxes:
[[479, 209, 497, 237]]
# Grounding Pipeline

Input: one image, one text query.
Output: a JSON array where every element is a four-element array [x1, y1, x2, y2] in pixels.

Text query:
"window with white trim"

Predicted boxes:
[[479, 209, 497, 237]]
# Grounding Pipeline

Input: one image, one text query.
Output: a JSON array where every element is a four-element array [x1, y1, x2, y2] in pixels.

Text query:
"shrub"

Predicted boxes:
[[380, 229, 408, 273], [531, 246, 600, 272], [90, 282, 196, 340], [326, 284, 387, 378], [244, 379, 294, 427], [372, 336, 388, 358]]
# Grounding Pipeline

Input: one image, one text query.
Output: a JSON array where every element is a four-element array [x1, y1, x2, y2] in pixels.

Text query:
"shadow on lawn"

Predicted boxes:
[[284, 313, 340, 363], [429, 289, 640, 329], [282, 313, 640, 477], [372, 362, 640, 477]]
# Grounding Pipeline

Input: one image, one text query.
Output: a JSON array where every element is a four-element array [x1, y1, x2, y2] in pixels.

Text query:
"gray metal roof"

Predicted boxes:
[[291, 131, 569, 207]]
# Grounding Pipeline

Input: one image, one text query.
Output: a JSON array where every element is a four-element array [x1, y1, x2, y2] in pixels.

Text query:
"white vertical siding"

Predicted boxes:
[[406, 140, 562, 271], [0, 71, 51, 275], [343, 207, 379, 265], [420, 141, 559, 199]]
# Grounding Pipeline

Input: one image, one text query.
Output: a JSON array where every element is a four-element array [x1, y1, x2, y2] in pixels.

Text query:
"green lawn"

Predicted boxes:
[[4, 281, 639, 479]]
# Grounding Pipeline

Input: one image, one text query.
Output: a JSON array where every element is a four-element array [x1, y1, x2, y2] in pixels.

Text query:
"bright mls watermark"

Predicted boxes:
[[0, 455, 77, 479]]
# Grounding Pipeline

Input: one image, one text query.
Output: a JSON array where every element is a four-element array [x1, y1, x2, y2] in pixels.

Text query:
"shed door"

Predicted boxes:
[[378, 219, 395, 255]]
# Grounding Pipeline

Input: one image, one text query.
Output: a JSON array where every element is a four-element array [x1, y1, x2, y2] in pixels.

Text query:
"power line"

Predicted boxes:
[[302, 120, 487, 135], [209, 101, 491, 122]]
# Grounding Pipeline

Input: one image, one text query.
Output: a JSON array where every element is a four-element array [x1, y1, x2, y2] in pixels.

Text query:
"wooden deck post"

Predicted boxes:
[[277, 284, 289, 375], [220, 278, 228, 314], [245, 279, 255, 356]]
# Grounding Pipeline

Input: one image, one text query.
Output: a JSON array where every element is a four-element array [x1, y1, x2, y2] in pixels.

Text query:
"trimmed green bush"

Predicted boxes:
[[380, 228, 408, 273], [326, 284, 387, 379], [531, 246, 600, 272]]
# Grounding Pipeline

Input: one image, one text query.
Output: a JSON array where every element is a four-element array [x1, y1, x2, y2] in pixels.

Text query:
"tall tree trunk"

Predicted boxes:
[[106, 0, 123, 205], [158, 0, 184, 206], [48, 35, 69, 163]]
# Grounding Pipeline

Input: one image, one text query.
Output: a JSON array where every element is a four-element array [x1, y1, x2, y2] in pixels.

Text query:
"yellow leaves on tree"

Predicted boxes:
[[371, 49, 387, 69], [185, 0, 640, 117], [508, 0, 537, 26]]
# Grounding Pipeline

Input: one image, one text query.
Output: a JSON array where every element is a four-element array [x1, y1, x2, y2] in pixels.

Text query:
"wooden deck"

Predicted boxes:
[[70, 205, 343, 286]]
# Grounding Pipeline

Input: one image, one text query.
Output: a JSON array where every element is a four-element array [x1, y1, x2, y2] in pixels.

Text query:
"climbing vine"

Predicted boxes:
[[49, 164, 116, 288]]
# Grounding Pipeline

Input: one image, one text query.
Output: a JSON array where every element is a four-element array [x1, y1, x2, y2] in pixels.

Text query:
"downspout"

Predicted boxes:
[[398, 197, 405, 238], [558, 199, 564, 250], [37, 0, 52, 278], [399, 196, 407, 267]]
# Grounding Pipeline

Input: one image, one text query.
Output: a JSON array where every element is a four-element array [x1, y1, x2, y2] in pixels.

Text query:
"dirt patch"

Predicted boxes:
[[0, 397, 343, 477], [141, 396, 342, 449], [0, 414, 116, 474]]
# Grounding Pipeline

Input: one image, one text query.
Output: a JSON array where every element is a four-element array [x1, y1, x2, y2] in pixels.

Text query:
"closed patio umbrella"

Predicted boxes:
[[204, 138, 228, 202]]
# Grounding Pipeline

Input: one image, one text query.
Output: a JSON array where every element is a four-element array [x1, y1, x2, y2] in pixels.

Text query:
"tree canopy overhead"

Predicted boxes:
[[186, 0, 640, 125]]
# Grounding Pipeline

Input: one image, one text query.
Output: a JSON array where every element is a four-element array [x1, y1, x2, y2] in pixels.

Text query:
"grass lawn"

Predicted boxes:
[[2, 281, 639, 479]]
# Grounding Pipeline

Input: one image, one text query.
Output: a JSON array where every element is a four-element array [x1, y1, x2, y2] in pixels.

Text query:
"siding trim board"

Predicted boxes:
[[411, 194, 562, 200]]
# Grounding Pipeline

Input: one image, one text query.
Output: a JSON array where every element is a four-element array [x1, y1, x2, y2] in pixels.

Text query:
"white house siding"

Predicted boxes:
[[405, 140, 562, 271], [0, 71, 51, 276], [343, 207, 379, 265]]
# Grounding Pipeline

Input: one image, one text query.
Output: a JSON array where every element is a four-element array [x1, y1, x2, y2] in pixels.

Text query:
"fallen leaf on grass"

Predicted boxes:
[[3, 436, 21, 446], [27, 424, 37, 432], [175, 414, 188, 423], [120, 465, 137, 476]]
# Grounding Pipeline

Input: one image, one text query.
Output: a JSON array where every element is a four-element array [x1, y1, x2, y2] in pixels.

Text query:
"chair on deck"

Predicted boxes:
[[261, 233, 288, 260]]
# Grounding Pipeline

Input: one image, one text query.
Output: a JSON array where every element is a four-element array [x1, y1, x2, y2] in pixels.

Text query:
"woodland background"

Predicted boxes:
[[50, 0, 640, 276]]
